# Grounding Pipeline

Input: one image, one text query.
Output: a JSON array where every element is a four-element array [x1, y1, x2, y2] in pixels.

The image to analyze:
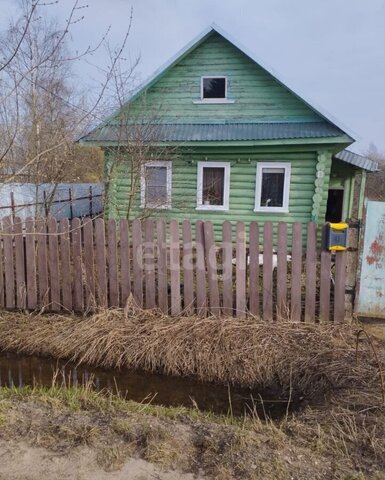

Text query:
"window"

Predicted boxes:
[[254, 162, 291, 213], [197, 162, 230, 211], [202, 76, 227, 99], [141, 161, 172, 209]]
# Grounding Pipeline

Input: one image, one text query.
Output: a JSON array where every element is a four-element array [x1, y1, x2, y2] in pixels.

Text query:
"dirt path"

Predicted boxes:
[[0, 440, 203, 480]]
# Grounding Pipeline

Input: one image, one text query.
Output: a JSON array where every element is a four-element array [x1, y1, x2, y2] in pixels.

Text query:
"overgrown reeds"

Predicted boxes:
[[0, 305, 382, 403]]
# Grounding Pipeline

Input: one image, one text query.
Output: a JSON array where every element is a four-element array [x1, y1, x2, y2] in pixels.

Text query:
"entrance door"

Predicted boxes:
[[326, 189, 344, 222]]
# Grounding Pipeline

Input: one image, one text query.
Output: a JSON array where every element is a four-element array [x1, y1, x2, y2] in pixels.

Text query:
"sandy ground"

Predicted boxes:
[[0, 440, 204, 480]]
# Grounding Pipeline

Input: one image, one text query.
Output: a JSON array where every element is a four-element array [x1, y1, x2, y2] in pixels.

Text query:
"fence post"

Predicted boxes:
[[10, 191, 16, 221], [345, 222, 360, 320], [89, 185, 93, 217], [69, 188, 74, 219]]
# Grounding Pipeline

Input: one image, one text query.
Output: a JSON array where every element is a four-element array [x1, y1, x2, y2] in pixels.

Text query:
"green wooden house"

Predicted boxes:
[[80, 25, 377, 231]]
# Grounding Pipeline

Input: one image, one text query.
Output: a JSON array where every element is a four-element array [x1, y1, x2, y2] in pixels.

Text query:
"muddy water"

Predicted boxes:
[[0, 352, 288, 418]]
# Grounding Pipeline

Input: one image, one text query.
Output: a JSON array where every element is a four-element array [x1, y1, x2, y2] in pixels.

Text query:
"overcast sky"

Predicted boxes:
[[1, 0, 384, 154]]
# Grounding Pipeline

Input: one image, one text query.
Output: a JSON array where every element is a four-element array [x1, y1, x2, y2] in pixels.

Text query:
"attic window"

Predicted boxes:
[[202, 77, 227, 99]]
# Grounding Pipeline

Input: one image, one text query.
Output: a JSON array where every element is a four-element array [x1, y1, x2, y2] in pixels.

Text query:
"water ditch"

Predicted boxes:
[[0, 351, 290, 418]]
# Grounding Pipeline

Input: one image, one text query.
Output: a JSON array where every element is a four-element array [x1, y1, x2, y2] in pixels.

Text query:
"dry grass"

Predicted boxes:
[[0, 306, 382, 404]]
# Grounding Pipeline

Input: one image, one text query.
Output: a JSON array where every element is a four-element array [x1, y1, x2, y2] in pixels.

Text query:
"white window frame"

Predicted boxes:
[[254, 162, 291, 213], [140, 160, 172, 209], [196, 161, 230, 211], [193, 76, 235, 104]]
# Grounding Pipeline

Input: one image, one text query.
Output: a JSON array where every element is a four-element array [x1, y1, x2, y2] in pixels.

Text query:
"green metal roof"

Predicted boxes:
[[334, 149, 378, 172], [80, 121, 346, 143]]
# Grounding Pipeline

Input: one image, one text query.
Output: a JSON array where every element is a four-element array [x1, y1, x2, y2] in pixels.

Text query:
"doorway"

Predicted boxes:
[[326, 189, 344, 222]]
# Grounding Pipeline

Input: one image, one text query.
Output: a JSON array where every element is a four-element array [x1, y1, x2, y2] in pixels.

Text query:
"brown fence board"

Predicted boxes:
[[2, 216, 15, 309], [195, 220, 207, 316], [170, 219, 181, 316], [222, 221, 233, 315], [119, 219, 130, 308], [72, 218, 84, 311], [83, 218, 95, 310], [182, 220, 194, 315], [156, 219, 168, 313], [291, 223, 302, 321], [277, 222, 288, 319], [36, 218, 49, 306], [144, 219, 155, 309], [107, 219, 119, 308], [0, 223, 4, 308], [203, 221, 221, 315], [94, 218, 107, 308], [48, 217, 60, 311], [132, 219, 143, 307], [248, 221, 259, 317], [263, 222, 273, 321], [305, 222, 317, 323], [25, 217, 37, 310], [319, 250, 332, 322], [14, 217, 26, 309], [334, 251, 347, 323], [236, 222, 246, 318], [59, 218, 72, 311]]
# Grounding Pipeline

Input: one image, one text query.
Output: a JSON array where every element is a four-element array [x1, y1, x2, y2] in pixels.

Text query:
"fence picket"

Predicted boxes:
[[0, 222, 4, 308], [36, 218, 49, 307], [319, 250, 332, 322], [144, 219, 155, 309], [48, 217, 60, 311], [25, 217, 37, 310], [263, 222, 274, 321], [59, 218, 72, 311], [2, 216, 15, 309], [291, 223, 302, 321], [13, 217, 26, 309], [195, 220, 206, 316], [222, 221, 233, 315], [305, 222, 317, 322], [248, 221, 259, 317], [132, 219, 143, 307], [108, 219, 119, 308], [94, 218, 107, 308], [119, 219, 130, 308], [83, 218, 95, 310], [203, 221, 221, 315], [236, 222, 246, 318], [72, 218, 84, 311], [170, 220, 181, 316], [334, 251, 347, 323], [182, 220, 194, 315], [277, 222, 288, 319], [156, 220, 168, 313]]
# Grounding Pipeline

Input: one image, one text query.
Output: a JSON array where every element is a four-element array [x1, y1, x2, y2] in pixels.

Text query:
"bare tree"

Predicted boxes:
[[365, 145, 385, 201]]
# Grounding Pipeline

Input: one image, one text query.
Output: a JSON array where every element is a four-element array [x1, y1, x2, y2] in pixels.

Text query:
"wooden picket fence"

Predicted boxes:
[[0, 216, 347, 322]]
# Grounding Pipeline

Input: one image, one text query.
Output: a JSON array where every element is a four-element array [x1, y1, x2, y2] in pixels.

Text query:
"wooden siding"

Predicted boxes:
[[119, 33, 322, 124], [105, 146, 332, 236]]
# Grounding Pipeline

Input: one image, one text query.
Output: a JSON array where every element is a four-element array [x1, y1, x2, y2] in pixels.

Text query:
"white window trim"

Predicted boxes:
[[196, 76, 235, 104], [254, 162, 291, 213], [196, 161, 230, 211], [140, 160, 172, 210]]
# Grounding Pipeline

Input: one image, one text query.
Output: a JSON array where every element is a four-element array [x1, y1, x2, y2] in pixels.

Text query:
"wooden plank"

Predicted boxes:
[[334, 251, 347, 323], [0, 220, 4, 308], [83, 218, 95, 310], [305, 222, 317, 323], [119, 219, 130, 308], [182, 220, 194, 315], [131, 219, 143, 307], [36, 218, 49, 307], [291, 223, 302, 321], [72, 218, 83, 311], [170, 219, 181, 315], [263, 222, 273, 322], [47, 217, 60, 311], [13, 217, 26, 309], [319, 250, 332, 322], [277, 222, 288, 320], [248, 221, 259, 317], [59, 218, 72, 312], [107, 219, 119, 308], [2, 216, 15, 309], [94, 218, 107, 308], [144, 219, 155, 309], [25, 217, 37, 310], [235, 222, 246, 318], [195, 220, 207, 316], [203, 221, 220, 315], [222, 221, 233, 315], [156, 219, 168, 313]]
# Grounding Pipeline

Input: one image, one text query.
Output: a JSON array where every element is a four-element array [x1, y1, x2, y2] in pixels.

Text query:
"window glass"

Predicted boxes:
[[202, 77, 226, 99], [260, 168, 285, 207], [202, 167, 225, 205], [145, 166, 167, 206]]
